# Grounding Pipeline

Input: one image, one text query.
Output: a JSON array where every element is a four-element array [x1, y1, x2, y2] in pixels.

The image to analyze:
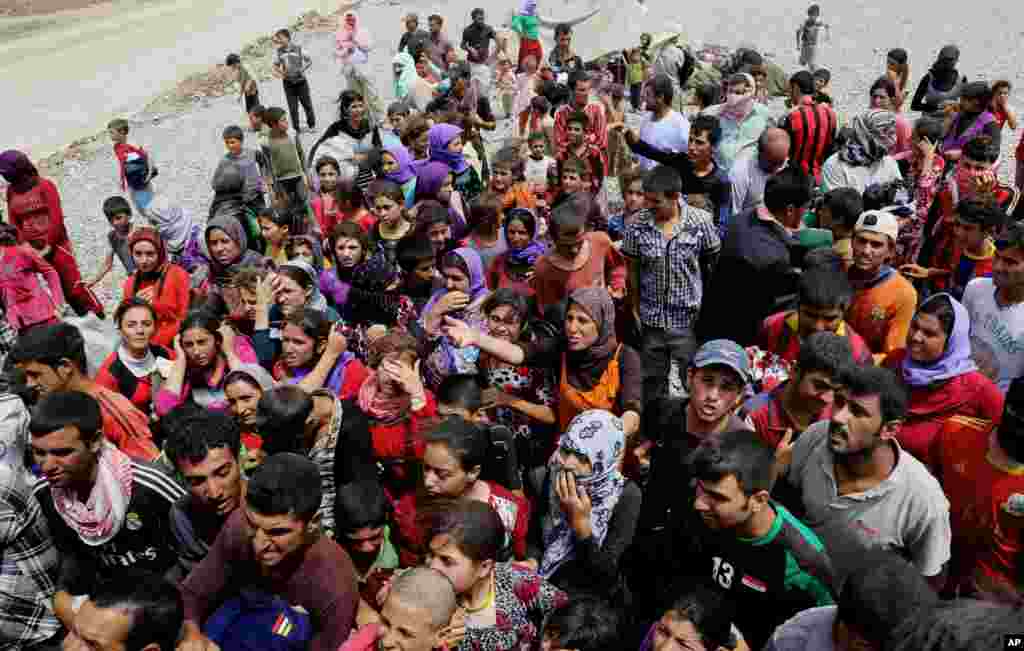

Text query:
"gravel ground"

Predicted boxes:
[[11, 0, 1024, 314]]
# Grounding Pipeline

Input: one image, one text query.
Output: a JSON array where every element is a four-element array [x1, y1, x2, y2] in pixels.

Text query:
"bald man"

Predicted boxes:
[[730, 127, 791, 216], [342, 568, 458, 651]]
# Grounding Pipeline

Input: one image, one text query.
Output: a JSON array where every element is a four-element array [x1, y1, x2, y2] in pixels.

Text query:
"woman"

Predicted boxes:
[[268, 307, 368, 399], [354, 331, 437, 492], [392, 50, 420, 109], [308, 90, 383, 193], [223, 364, 275, 469], [896, 117, 946, 267], [420, 248, 490, 390], [886, 48, 910, 113], [121, 227, 190, 348], [527, 410, 640, 601], [414, 161, 469, 239], [336, 11, 381, 121], [251, 260, 339, 366], [821, 110, 903, 193], [142, 194, 205, 280], [487, 208, 545, 296], [700, 73, 772, 171], [427, 123, 483, 203], [446, 287, 642, 439], [321, 221, 372, 309], [155, 310, 259, 417], [367, 179, 414, 266], [0, 149, 102, 317], [883, 293, 1003, 468], [379, 143, 418, 207], [870, 77, 913, 164], [941, 81, 1000, 162], [910, 45, 966, 119], [393, 417, 530, 567], [95, 298, 174, 420], [201, 215, 267, 313]]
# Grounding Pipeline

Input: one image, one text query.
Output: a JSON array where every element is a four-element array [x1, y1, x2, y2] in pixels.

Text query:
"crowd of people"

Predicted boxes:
[[3, 2, 1024, 650]]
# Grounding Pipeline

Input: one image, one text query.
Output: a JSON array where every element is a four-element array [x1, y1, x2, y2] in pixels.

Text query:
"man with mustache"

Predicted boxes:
[[164, 407, 246, 575], [780, 364, 951, 590]]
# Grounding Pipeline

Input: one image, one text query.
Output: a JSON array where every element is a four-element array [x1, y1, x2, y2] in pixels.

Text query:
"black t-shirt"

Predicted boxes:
[[34, 459, 186, 593], [461, 23, 496, 64]]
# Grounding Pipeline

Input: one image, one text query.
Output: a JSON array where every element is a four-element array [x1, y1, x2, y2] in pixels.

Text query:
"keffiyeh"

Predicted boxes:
[[839, 110, 898, 167]]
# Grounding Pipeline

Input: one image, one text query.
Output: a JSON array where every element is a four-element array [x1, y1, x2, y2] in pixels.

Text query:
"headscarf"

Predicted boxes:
[[204, 215, 264, 287], [143, 194, 195, 255], [414, 162, 453, 201], [358, 332, 418, 423], [279, 259, 329, 314], [383, 143, 417, 185], [126, 226, 169, 294], [901, 293, 978, 387], [428, 124, 469, 174], [51, 442, 133, 546], [0, 150, 40, 193], [930, 45, 960, 85], [719, 73, 756, 122], [565, 288, 619, 390], [838, 110, 897, 167], [309, 91, 379, 168], [503, 208, 545, 267], [539, 409, 626, 578], [343, 251, 405, 326], [393, 51, 418, 101], [422, 247, 487, 318], [224, 364, 275, 392]]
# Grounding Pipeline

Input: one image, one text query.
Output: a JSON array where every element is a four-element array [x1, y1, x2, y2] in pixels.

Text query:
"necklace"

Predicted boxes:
[[463, 574, 495, 614]]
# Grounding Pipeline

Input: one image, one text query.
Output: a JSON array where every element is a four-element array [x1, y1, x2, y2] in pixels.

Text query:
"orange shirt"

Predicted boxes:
[[845, 271, 918, 360]]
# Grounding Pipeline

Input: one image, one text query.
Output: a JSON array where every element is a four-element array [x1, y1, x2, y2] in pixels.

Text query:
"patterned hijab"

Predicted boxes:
[[838, 110, 898, 167], [540, 409, 627, 578]]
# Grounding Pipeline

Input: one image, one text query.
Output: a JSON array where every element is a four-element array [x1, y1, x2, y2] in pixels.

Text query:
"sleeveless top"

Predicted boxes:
[[923, 74, 963, 118]]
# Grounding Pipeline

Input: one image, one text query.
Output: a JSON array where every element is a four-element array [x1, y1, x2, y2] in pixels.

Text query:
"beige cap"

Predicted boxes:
[[854, 209, 899, 241]]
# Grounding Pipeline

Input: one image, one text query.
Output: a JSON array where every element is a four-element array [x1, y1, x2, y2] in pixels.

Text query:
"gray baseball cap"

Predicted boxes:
[[692, 339, 750, 385]]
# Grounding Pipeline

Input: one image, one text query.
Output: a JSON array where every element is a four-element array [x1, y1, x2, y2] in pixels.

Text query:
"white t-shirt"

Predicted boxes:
[[524, 155, 555, 189], [962, 277, 1024, 392], [637, 110, 690, 171]]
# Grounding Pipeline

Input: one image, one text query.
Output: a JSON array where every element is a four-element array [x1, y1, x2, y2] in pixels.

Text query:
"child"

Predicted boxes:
[[557, 111, 606, 194], [285, 234, 322, 270], [396, 233, 438, 315], [816, 187, 863, 271], [602, 84, 630, 177], [524, 131, 556, 193], [626, 48, 646, 112], [513, 56, 540, 138], [795, 4, 830, 72], [813, 68, 833, 103], [495, 54, 517, 120], [221, 125, 266, 214], [490, 146, 536, 210], [271, 28, 315, 133], [525, 95, 556, 155], [385, 101, 411, 146], [608, 168, 646, 242], [263, 107, 309, 215], [901, 199, 1004, 300], [108, 118, 157, 211], [88, 196, 136, 289], [466, 191, 508, 271], [258, 207, 291, 265], [225, 53, 260, 114], [0, 222, 64, 334]]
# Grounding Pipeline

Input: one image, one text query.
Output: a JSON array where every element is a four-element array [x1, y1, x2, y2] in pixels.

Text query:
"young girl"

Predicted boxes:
[[490, 146, 536, 210], [514, 56, 541, 137], [487, 208, 545, 296], [257, 207, 291, 265], [0, 222, 64, 334], [367, 179, 413, 266], [379, 144, 418, 207], [495, 54, 517, 120], [466, 191, 508, 271], [310, 156, 343, 235], [427, 122, 483, 203]]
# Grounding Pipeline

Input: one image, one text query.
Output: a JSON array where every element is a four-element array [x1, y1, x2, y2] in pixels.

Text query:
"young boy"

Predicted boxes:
[[108, 118, 157, 211], [557, 111, 606, 194], [901, 199, 1004, 300], [396, 235, 437, 315], [524, 131, 555, 192], [88, 196, 136, 288], [795, 4, 830, 72], [608, 168, 646, 242], [221, 125, 266, 214], [528, 95, 556, 155], [489, 147, 535, 210], [813, 68, 833, 103], [271, 28, 315, 133], [385, 101, 411, 145], [263, 107, 308, 210], [257, 207, 291, 265], [817, 187, 863, 271], [225, 53, 260, 114]]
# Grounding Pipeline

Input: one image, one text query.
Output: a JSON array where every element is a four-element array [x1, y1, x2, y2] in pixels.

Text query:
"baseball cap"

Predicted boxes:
[[854, 210, 898, 241], [692, 339, 750, 385]]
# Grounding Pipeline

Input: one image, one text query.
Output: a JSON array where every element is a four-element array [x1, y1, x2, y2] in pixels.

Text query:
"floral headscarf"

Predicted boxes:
[[838, 110, 898, 167], [540, 409, 626, 578]]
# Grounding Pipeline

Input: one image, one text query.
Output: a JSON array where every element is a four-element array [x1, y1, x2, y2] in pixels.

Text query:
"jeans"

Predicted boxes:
[[640, 326, 697, 403], [282, 78, 315, 130]]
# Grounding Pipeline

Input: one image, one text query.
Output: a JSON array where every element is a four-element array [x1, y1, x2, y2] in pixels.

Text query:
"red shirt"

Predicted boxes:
[[757, 311, 874, 366], [5, 179, 71, 250], [738, 380, 831, 448], [83, 385, 160, 461], [121, 264, 191, 349], [936, 417, 1024, 596], [780, 98, 837, 182]]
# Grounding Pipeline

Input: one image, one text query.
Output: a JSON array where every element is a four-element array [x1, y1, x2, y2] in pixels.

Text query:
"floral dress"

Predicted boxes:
[[460, 562, 568, 651], [482, 361, 556, 442]]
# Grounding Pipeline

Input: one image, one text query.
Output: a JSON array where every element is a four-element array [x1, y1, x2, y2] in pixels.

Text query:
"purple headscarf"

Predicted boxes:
[[428, 124, 469, 174], [421, 247, 487, 317], [901, 293, 977, 387], [0, 150, 40, 193], [503, 208, 546, 267], [383, 143, 417, 185], [414, 161, 453, 202]]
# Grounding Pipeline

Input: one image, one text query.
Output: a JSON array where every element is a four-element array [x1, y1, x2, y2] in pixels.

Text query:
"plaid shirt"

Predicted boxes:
[[622, 206, 721, 330], [0, 463, 60, 649]]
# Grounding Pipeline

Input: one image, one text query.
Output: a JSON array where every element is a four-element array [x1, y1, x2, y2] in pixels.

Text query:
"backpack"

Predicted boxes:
[[123, 150, 151, 191], [203, 590, 313, 651]]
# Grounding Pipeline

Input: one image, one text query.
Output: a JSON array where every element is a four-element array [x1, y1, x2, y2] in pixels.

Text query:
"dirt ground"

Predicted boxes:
[[0, 0, 106, 16]]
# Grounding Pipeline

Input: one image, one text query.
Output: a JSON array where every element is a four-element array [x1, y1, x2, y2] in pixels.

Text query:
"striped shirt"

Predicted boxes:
[[780, 98, 837, 183]]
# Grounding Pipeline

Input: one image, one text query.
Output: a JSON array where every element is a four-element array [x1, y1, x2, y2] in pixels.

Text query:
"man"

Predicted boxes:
[[398, 13, 429, 54], [779, 70, 836, 184], [623, 165, 720, 400], [702, 72, 774, 170], [0, 392, 61, 649], [64, 570, 183, 651], [934, 377, 1024, 601], [178, 453, 360, 651], [730, 127, 791, 215], [632, 74, 690, 172], [699, 167, 813, 347], [11, 322, 159, 461], [628, 340, 753, 623], [624, 114, 732, 236], [758, 265, 873, 367], [648, 32, 694, 114], [548, 23, 582, 78], [674, 430, 835, 649], [256, 385, 377, 540], [740, 332, 851, 449], [553, 71, 608, 155], [163, 408, 246, 575], [425, 14, 453, 70], [782, 365, 951, 589], [844, 210, 918, 362], [461, 8, 497, 95], [963, 222, 1024, 392], [30, 391, 185, 631]]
